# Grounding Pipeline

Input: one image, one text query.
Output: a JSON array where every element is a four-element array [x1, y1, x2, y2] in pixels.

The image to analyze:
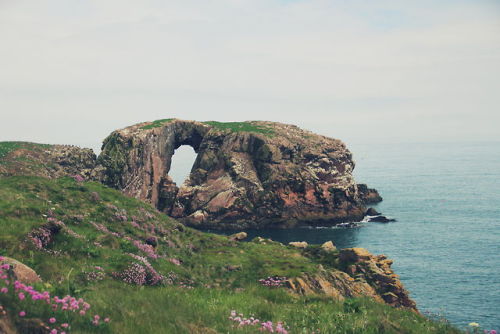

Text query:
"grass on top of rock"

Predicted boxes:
[[140, 118, 175, 130], [204, 121, 275, 136], [0, 141, 51, 160], [0, 175, 461, 333]]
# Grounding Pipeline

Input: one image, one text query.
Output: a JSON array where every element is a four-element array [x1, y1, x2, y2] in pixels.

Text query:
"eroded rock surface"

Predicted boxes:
[[97, 119, 380, 229], [286, 248, 417, 310]]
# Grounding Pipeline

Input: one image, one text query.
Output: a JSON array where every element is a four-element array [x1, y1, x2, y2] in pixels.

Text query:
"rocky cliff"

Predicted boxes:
[[97, 119, 381, 229], [286, 247, 416, 310]]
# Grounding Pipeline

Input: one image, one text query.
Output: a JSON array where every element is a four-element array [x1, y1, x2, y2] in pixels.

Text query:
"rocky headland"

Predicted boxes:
[[96, 119, 381, 229], [0, 120, 383, 230]]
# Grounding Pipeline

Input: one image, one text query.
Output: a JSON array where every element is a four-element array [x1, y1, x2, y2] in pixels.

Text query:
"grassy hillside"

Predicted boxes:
[[0, 176, 460, 333]]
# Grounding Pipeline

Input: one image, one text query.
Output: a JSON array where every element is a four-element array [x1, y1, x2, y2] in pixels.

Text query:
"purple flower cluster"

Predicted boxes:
[[89, 222, 110, 234], [27, 226, 53, 249], [133, 240, 159, 259], [129, 254, 164, 285], [168, 258, 181, 266], [139, 208, 155, 220], [129, 220, 168, 237], [0, 257, 109, 333], [83, 266, 105, 282], [130, 221, 141, 229], [72, 175, 85, 183], [115, 254, 164, 286], [258, 276, 287, 288], [113, 212, 128, 222], [118, 263, 147, 285], [229, 310, 289, 333], [90, 221, 122, 238]]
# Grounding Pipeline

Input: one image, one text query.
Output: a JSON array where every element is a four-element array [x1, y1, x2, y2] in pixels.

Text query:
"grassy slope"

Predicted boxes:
[[0, 176, 459, 333]]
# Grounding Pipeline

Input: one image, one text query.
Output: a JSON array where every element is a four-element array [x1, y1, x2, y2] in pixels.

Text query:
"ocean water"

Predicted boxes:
[[195, 141, 500, 330]]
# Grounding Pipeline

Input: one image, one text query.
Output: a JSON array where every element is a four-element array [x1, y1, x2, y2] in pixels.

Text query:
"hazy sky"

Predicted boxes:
[[1, 0, 499, 153]]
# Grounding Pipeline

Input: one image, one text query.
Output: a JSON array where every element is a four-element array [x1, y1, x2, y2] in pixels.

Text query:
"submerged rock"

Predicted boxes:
[[367, 215, 396, 223], [97, 119, 381, 229]]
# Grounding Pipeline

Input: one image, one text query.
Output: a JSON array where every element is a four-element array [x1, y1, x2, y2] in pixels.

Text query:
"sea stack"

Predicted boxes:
[[96, 119, 381, 229]]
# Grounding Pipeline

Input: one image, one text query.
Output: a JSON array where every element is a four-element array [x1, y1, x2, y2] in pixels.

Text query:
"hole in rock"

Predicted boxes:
[[169, 145, 197, 186]]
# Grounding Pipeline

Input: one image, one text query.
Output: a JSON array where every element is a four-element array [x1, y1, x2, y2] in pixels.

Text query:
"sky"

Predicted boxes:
[[1, 0, 499, 154]]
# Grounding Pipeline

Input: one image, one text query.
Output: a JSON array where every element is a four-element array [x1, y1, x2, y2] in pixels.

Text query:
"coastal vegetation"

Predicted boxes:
[[203, 121, 275, 136], [0, 175, 462, 333]]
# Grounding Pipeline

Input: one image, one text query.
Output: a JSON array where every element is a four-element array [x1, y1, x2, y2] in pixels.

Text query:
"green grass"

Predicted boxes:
[[204, 121, 275, 136], [83, 282, 459, 334], [138, 119, 275, 136], [0, 176, 461, 333], [0, 141, 51, 160], [140, 119, 175, 130]]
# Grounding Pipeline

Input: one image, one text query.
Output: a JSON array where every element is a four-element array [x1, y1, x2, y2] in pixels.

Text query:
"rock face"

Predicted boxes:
[[357, 184, 383, 204], [340, 248, 416, 309], [97, 119, 379, 229], [286, 248, 417, 310]]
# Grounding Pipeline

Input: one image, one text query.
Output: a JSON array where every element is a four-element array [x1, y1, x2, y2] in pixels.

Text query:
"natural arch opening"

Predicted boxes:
[[169, 145, 197, 186]]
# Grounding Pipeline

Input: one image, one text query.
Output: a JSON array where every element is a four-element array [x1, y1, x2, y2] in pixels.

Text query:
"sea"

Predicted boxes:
[[170, 141, 500, 331]]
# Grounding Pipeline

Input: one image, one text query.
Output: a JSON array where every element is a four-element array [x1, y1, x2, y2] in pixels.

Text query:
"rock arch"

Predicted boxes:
[[97, 119, 380, 229], [98, 120, 210, 213]]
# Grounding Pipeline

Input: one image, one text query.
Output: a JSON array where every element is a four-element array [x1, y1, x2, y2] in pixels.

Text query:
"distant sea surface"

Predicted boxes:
[[172, 141, 500, 330]]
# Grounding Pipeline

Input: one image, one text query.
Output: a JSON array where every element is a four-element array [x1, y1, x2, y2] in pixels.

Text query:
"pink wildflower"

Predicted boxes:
[[19, 311, 26, 317], [49, 317, 56, 324]]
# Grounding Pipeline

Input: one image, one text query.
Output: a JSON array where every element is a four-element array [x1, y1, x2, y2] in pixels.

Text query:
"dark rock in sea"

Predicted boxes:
[[96, 119, 381, 229], [357, 184, 383, 204], [367, 215, 396, 223], [365, 207, 380, 216]]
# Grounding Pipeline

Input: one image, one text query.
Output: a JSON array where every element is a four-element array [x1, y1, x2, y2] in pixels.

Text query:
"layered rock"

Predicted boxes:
[[97, 119, 379, 229], [339, 248, 416, 309], [357, 184, 383, 204], [286, 248, 416, 310]]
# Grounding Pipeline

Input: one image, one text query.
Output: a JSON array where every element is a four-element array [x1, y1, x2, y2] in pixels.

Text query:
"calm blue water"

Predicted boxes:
[[196, 141, 500, 331]]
